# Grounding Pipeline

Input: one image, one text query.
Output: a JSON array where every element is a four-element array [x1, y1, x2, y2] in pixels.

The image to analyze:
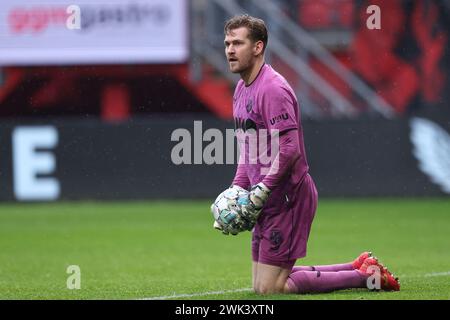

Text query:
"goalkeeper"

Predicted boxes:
[[219, 14, 399, 294]]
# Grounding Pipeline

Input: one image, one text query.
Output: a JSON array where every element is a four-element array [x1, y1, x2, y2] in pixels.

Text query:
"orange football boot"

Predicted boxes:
[[351, 251, 372, 269], [359, 257, 400, 291]]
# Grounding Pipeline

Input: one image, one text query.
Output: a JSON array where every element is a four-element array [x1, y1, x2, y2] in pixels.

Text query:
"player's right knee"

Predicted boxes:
[[254, 280, 283, 295]]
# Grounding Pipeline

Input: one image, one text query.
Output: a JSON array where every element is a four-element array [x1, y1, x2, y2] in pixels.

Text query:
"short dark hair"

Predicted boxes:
[[224, 14, 268, 52]]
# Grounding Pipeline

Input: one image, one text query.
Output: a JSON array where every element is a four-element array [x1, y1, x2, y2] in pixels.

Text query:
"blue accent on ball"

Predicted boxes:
[[220, 210, 237, 224], [237, 196, 249, 206]]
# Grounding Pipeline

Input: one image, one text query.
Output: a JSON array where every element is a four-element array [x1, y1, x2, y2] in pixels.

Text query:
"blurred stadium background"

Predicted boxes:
[[0, 0, 449, 300]]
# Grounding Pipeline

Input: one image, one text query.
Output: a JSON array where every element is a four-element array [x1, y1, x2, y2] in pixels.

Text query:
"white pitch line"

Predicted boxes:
[[141, 288, 253, 300], [140, 271, 450, 300], [399, 271, 450, 278], [424, 271, 450, 277]]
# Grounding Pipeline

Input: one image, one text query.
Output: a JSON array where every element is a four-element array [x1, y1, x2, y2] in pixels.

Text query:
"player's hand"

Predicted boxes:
[[241, 183, 271, 224]]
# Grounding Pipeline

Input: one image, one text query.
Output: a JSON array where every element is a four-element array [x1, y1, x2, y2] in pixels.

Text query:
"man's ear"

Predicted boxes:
[[254, 40, 264, 56]]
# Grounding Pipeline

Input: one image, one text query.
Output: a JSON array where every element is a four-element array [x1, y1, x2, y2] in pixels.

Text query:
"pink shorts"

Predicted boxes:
[[252, 174, 318, 269]]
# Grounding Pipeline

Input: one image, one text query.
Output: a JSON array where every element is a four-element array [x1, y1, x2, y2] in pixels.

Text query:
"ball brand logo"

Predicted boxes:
[[269, 113, 289, 126]]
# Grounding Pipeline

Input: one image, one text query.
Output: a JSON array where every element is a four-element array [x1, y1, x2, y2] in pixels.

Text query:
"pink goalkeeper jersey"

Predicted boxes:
[[233, 64, 310, 194]]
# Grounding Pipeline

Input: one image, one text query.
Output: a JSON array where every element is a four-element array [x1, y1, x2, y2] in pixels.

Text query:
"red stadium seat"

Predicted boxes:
[[299, 0, 354, 29]]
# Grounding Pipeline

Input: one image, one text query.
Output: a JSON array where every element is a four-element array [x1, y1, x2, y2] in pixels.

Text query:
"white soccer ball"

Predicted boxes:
[[211, 187, 250, 234]]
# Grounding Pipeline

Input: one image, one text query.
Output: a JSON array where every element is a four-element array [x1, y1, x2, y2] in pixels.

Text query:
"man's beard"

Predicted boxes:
[[230, 59, 251, 74]]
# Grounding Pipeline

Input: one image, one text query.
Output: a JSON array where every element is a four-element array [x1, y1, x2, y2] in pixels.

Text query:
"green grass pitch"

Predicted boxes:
[[0, 199, 449, 300]]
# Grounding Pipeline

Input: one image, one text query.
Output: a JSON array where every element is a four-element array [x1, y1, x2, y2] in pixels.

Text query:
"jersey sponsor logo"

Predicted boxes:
[[269, 113, 289, 126], [234, 117, 257, 132], [246, 99, 253, 113]]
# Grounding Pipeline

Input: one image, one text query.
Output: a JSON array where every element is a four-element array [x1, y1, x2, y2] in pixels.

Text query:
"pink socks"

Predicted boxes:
[[291, 263, 354, 273], [287, 269, 368, 293]]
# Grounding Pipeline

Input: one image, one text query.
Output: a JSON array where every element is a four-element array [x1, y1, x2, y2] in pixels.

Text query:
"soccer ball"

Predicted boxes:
[[211, 187, 250, 234]]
